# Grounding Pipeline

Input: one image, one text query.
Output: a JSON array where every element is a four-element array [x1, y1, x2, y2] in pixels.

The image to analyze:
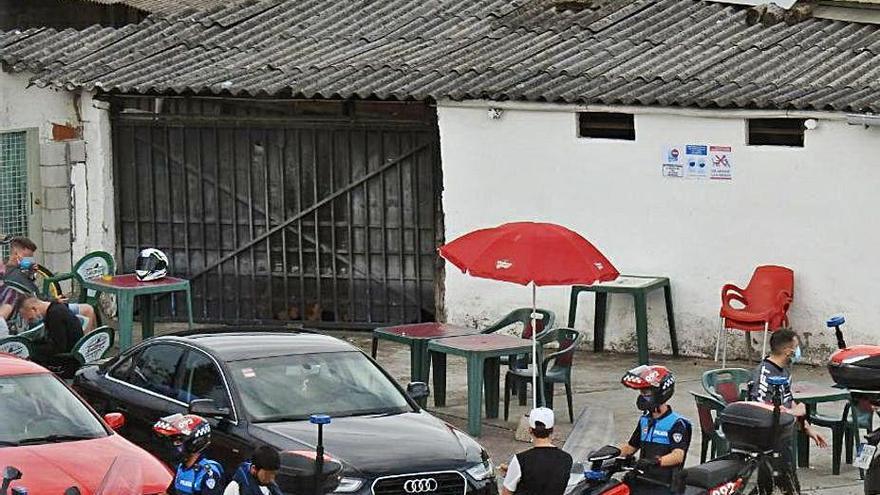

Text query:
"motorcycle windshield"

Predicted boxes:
[[93, 456, 143, 495]]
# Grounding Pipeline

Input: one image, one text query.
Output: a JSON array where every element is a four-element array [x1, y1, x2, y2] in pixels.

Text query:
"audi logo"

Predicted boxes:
[[403, 478, 439, 493]]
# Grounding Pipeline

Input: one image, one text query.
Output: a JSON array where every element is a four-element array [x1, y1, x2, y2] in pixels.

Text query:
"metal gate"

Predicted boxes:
[[111, 98, 443, 327]]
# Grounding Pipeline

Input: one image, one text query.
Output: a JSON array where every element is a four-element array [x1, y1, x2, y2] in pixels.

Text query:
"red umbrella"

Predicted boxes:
[[439, 222, 619, 408]]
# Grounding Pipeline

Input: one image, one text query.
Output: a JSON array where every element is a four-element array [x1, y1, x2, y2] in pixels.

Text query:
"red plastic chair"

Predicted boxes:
[[715, 265, 793, 367]]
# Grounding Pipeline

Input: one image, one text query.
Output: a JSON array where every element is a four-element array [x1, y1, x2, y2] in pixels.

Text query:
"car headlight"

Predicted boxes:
[[465, 459, 495, 481], [333, 477, 365, 493]]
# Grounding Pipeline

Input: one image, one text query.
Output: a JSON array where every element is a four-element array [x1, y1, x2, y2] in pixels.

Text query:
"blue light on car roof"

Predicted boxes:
[[310, 414, 332, 425]]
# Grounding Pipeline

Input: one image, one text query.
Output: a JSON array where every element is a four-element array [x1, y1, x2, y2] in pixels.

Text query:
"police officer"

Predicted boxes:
[[224, 445, 283, 495], [619, 365, 692, 495], [153, 413, 224, 495]]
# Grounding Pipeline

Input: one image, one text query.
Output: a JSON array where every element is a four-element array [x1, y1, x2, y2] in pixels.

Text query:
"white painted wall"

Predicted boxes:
[[0, 71, 77, 136], [0, 70, 115, 268], [72, 92, 116, 258], [438, 102, 880, 361]]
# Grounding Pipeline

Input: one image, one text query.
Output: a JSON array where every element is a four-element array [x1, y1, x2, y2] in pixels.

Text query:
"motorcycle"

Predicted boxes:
[[675, 376, 799, 495], [566, 445, 670, 495], [826, 315, 880, 495]]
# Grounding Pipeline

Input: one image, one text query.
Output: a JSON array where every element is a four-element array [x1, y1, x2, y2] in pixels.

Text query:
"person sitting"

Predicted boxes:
[[619, 365, 692, 495], [225, 445, 283, 495], [18, 296, 83, 373], [1, 236, 97, 332]]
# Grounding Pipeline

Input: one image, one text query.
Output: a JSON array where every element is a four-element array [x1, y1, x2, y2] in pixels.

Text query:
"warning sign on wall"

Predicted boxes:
[[662, 144, 733, 180], [709, 145, 733, 180]]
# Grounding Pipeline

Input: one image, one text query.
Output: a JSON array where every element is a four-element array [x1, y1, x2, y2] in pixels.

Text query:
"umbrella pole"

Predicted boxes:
[[531, 282, 538, 410]]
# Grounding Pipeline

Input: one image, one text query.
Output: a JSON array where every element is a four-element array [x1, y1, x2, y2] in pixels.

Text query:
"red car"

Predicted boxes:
[[0, 353, 172, 494]]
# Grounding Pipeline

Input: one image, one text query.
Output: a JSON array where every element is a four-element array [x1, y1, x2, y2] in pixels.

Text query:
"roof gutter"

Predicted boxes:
[[845, 113, 880, 127], [437, 99, 851, 121]]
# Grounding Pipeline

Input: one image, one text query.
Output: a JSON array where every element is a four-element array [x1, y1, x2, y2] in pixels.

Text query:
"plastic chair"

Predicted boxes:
[[66, 326, 115, 364], [482, 307, 556, 339], [716, 265, 793, 367], [42, 251, 115, 320], [691, 391, 729, 462], [504, 327, 583, 423], [701, 368, 752, 405], [0, 335, 34, 359], [809, 403, 853, 476], [483, 308, 556, 374]]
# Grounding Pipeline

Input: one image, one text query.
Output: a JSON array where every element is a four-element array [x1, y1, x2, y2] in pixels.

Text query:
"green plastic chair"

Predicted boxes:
[[42, 251, 115, 315], [702, 368, 752, 404], [483, 308, 556, 370], [482, 307, 557, 338], [66, 326, 115, 364], [16, 322, 46, 341], [504, 327, 583, 423], [691, 391, 729, 463], [0, 335, 35, 359]]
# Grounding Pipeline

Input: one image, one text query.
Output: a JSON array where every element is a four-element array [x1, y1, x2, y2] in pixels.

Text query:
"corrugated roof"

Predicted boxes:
[[2, 0, 879, 111], [78, 0, 234, 14]]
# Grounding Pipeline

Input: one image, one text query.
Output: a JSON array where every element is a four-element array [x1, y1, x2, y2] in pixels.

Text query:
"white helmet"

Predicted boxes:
[[135, 248, 168, 281]]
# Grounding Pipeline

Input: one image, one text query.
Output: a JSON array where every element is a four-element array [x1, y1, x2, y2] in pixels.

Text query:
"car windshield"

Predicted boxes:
[[230, 351, 413, 422], [0, 374, 107, 446]]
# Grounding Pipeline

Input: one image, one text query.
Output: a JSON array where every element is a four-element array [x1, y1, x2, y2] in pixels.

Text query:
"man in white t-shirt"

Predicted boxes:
[[224, 446, 282, 495]]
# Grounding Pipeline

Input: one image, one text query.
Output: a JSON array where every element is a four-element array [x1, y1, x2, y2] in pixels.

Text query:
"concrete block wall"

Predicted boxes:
[[37, 140, 85, 273]]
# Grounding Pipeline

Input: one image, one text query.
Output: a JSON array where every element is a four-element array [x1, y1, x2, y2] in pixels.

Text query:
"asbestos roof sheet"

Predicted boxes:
[[77, 0, 234, 14], [2, 0, 879, 112]]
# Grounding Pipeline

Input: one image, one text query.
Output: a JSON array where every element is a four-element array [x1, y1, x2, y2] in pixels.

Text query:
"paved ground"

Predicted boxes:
[[338, 331, 865, 495], [144, 323, 865, 494]]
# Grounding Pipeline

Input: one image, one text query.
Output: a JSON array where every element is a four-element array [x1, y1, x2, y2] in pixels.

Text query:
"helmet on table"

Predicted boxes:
[[135, 248, 168, 281]]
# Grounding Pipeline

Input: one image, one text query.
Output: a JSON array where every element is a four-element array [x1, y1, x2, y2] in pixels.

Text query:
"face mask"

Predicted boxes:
[[790, 346, 802, 364], [636, 393, 657, 412], [18, 257, 36, 270]]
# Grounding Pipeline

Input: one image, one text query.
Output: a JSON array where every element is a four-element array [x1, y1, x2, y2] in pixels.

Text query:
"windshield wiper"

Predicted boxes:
[[0, 440, 20, 446], [17, 434, 97, 445], [254, 415, 310, 423]]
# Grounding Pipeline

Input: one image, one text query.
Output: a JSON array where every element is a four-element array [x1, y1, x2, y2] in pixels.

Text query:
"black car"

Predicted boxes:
[[73, 329, 497, 495]]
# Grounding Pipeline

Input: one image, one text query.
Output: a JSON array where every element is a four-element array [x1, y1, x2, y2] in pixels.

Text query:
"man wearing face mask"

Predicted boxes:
[[153, 413, 224, 495], [619, 365, 692, 495], [749, 328, 828, 447]]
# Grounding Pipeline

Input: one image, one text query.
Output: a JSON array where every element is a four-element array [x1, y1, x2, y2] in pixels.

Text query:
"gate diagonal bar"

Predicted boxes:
[[189, 142, 431, 282]]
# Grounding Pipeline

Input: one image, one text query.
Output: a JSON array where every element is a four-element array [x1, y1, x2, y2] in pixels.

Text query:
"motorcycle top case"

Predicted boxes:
[[828, 345, 880, 391], [720, 402, 795, 451]]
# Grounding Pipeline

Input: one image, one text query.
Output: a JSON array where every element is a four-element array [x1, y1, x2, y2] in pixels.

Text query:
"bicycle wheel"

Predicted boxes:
[[33, 264, 63, 301]]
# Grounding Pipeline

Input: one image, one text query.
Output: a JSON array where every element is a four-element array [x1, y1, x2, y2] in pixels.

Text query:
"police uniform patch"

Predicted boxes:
[[206, 478, 216, 489], [672, 433, 683, 443]]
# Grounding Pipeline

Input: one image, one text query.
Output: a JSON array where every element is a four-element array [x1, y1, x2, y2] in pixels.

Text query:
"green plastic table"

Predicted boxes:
[[792, 381, 850, 469], [371, 323, 481, 407], [427, 334, 537, 436], [80, 274, 194, 350], [567, 275, 678, 365]]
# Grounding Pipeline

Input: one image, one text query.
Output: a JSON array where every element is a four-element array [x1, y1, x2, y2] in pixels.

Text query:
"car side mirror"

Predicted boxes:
[[64, 488, 82, 495], [189, 398, 231, 418], [406, 382, 430, 401], [104, 412, 125, 431], [3, 466, 22, 481]]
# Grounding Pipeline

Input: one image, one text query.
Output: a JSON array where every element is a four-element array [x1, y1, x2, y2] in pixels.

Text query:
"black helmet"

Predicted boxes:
[[621, 365, 676, 412]]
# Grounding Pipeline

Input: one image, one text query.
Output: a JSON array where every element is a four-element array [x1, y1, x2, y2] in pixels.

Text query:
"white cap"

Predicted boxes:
[[528, 407, 554, 429]]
